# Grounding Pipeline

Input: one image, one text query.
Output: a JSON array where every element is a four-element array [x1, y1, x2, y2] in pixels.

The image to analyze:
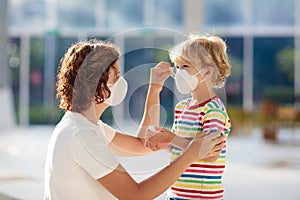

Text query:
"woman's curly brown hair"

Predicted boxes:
[[56, 39, 120, 112]]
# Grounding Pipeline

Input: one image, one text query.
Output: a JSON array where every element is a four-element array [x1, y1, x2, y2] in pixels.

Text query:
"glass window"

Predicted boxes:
[[253, 37, 294, 104], [252, 0, 295, 27], [153, 0, 183, 28], [29, 37, 44, 109], [8, 0, 47, 29], [55, 37, 78, 65], [8, 38, 21, 116], [124, 36, 174, 125], [204, 0, 244, 27], [29, 37, 47, 124], [58, 0, 96, 29], [105, 0, 144, 30], [224, 37, 243, 105]]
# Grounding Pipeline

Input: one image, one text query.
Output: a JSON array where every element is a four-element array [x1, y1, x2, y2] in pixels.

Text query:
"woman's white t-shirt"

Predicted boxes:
[[44, 111, 119, 200]]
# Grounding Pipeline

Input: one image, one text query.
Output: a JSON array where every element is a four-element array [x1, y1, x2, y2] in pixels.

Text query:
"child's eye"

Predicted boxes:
[[183, 65, 189, 68]]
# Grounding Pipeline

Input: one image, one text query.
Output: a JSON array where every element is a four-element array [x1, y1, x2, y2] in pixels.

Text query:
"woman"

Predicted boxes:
[[44, 39, 224, 200]]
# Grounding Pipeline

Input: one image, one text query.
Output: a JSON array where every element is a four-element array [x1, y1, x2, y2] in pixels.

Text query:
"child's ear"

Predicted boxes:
[[206, 66, 217, 75], [203, 68, 212, 76]]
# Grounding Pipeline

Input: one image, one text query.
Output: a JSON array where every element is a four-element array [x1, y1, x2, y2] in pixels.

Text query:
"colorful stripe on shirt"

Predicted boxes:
[[168, 96, 231, 200]]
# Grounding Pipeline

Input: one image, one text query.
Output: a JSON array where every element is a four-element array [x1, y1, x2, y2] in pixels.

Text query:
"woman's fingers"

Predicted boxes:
[[213, 141, 225, 151], [195, 130, 211, 138], [195, 131, 224, 159], [206, 130, 222, 140]]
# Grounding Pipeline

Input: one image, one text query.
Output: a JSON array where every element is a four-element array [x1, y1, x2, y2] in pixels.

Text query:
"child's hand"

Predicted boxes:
[[145, 126, 175, 151], [150, 62, 173, 91]]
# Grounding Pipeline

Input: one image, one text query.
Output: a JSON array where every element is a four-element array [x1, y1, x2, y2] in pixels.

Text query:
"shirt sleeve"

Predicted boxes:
[[98, 121, 116, 143], [71, 128, 119, 179], [201, 108, 228, 135]]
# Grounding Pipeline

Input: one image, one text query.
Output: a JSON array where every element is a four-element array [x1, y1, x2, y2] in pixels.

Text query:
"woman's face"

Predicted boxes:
[[107, 62, 121, 85]]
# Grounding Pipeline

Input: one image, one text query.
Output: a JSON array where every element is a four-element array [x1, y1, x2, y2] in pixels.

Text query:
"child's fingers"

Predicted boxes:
[[145, 140, 158, 151], [154, 61, 172, 69], [153, 63, 172, 73]]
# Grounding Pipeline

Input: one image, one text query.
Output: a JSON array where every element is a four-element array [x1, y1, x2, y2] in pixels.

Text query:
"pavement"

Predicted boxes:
[[0, 125, 300, 200]]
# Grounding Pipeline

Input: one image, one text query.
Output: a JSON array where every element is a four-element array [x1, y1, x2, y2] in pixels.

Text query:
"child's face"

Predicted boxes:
[[173, 57, 205, 80]]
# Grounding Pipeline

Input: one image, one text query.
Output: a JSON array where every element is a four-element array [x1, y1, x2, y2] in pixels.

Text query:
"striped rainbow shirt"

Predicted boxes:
[[167, 96, 231, 200]]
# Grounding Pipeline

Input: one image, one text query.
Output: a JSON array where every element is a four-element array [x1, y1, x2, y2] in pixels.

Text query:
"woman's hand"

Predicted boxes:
[[150, 62, 173, 91], [203, 139, 225, 162], [145, 126, 175, 151], [186, 131, 224, 161]]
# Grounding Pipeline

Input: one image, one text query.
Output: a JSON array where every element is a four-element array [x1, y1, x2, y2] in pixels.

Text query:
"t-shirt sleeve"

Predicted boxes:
[[71, 128, 119, 179], [201, 108, 228, 136], [98, 121, 116, 143]]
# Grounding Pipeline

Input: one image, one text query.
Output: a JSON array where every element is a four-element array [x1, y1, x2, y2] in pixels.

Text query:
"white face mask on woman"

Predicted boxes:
[[104, 76, 128, 106], [174, 69, 205, 94]]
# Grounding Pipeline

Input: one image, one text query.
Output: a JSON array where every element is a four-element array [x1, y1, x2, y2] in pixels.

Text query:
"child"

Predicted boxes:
[[147, 34, 231, 200]]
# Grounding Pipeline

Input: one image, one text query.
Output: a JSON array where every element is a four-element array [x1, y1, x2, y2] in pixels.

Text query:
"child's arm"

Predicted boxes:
[[201, 109, 228, 162], [145, 127, 218, 151], [136, 62, 172, 145], [109, 62, 172, 156]]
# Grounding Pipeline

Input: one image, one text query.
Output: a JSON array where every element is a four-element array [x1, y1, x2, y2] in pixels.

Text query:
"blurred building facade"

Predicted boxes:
[[2, 0, 300, 126]]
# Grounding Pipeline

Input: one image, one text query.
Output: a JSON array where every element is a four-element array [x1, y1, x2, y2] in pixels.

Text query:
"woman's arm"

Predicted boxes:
[[145, 127, 222, 152], [109, 132, 152, 156], [98, 132, 224, 200], [109, 62, 172, 156], [144, 127, 189, 151]]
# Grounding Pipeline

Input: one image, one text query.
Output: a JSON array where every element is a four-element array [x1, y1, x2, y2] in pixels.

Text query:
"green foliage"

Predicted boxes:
[[154, 47, 172, 63], [276, 46, 294, 83], [100, 107, 113, 125], [264, 86, 294, 103], [29, 106, 64, 124], [228, 53, 242, 79], [30, 38, 45, 70]]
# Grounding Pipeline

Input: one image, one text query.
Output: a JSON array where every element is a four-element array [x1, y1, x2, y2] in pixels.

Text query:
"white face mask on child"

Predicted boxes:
[[174, 69, 205, 94], [104, 76, 128, 106]]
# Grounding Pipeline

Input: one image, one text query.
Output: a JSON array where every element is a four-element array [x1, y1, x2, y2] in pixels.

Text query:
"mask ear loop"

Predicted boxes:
[[194, 69, 205, 76], [170, 68, 204, 79], [195, 69, 206, 83], [170, 64, 176, 79], [171, 70, 176, 79]]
